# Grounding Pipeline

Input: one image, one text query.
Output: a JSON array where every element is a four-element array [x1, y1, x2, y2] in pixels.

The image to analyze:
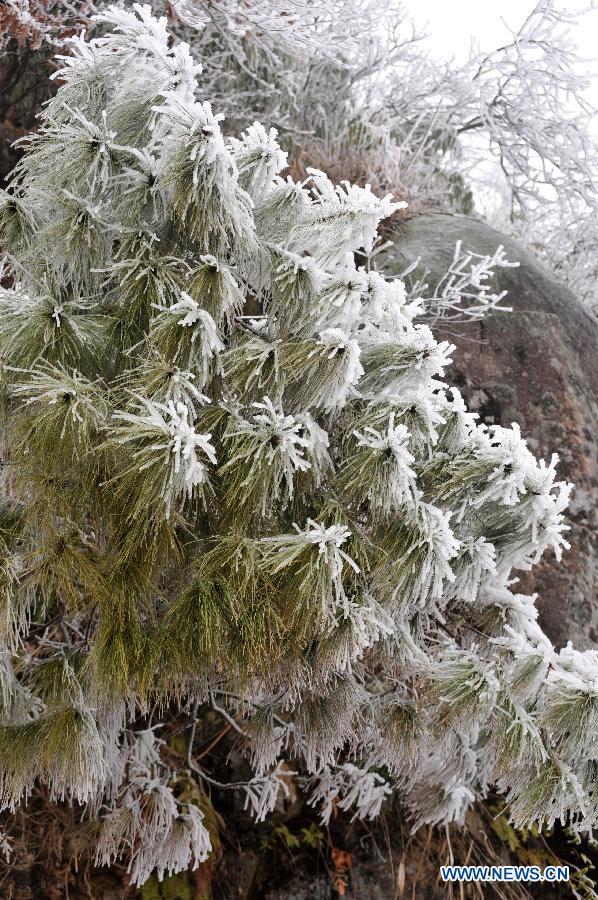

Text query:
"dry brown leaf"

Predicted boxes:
[[397, 858, 406, 897]]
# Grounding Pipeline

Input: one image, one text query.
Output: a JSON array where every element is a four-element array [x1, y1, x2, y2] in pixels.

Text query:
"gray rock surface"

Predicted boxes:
[[378, 212, 598, 649]]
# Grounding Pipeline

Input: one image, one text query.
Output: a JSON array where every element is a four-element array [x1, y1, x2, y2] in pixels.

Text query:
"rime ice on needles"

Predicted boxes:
[[229, 122, 289, 198], [165, 402, 216, 496], [262, 519, 360, 623], [243, 762, 293, 822], [311, 328, 363, 411], [293, 169, 405, 267], [238, 399, 310, 475], [153, 290, 224, 382], [112, 397, 216, 512], [220, 396, 323, 516], [349, 414, 418, 516], [0, 4, 594, 886], [308, 763, 392, 825]]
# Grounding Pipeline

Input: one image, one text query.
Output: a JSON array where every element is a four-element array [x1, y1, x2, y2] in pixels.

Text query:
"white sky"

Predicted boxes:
[[401, 1, 598, 215], [405, 0, 536, 59], [403, 0, 598, 69]]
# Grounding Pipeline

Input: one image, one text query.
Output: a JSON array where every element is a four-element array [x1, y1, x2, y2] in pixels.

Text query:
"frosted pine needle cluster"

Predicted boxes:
[[0, 4, 594, 886]]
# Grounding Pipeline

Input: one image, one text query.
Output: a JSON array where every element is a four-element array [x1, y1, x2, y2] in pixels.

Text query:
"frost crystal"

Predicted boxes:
[[0, 4, 592, 886]]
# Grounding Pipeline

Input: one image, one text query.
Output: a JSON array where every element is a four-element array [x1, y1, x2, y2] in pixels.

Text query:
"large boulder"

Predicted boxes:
[[378, 212, 598, 649]]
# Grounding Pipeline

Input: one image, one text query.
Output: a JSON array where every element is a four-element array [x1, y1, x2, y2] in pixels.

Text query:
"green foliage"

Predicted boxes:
[[259, 820, 324, 853], [0, 5, 591, 891], [489, 800, 598, 900], [0, 288, 109, 372], [140, 872, 194, 900]]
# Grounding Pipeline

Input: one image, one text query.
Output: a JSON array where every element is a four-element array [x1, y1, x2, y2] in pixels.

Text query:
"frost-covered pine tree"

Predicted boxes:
[[0, 3, 596, 887]]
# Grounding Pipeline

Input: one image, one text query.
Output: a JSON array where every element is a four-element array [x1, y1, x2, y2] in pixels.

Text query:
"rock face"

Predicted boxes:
[[378, 212, 598, 650]]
